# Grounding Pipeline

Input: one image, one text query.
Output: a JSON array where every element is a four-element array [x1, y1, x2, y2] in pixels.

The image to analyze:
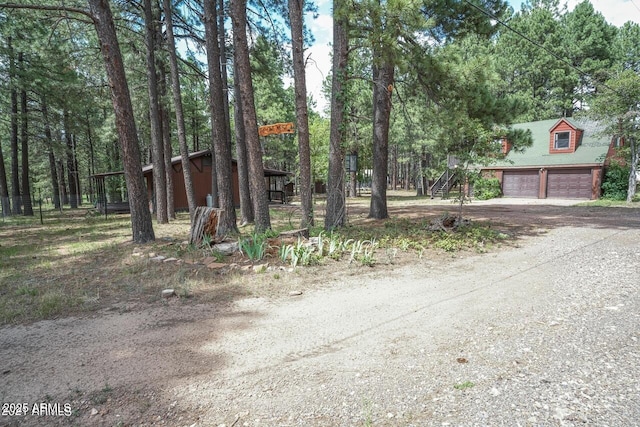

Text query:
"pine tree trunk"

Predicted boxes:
[[288, 0, 313, 228], [64, 110, 78, 209], [9, 39, 21, 215], [72, 135, 82, 206], [369, 60, 393, 219], [204, 0, 238, 237], [19, 73, 33, 216], [0, 132, 10, 217], [42, 96, 60, 209], [230, 0, 271, 232], [233, 75, 254, 224], [144, 0, 168, 224], [158, 61, 176, 220], [162, 0, 197, 221], [86, 113, 96, 203], [628, 137, 638, 203], [218, 0, 233, 153], [325, 0, 348, 229], [403, 159, 410, 191], [88, 0, 155, 243], [58, 160, 68, 206]]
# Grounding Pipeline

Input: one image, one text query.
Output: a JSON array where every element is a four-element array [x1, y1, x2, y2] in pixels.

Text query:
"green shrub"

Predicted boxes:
[[601, 163, 630, 201], [473, 177, 502, 200]]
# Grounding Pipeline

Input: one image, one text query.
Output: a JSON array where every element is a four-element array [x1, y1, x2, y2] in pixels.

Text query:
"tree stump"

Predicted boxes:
[[189, 207, 223, 245]]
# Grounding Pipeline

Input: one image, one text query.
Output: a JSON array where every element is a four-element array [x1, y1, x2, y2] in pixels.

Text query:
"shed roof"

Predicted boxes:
[[488, 118, 611, 169], [143, 149, 293, 176]]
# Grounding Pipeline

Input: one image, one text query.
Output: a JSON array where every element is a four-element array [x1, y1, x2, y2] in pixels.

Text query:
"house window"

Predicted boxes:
[[554, 131, 570, 149]]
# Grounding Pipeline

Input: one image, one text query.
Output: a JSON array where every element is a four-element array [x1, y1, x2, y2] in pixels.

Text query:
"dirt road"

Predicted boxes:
[[1, 203, 639, 426]]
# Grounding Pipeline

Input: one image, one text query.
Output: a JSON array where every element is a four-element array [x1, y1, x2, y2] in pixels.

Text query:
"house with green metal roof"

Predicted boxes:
[[481, 117, 616, 199]]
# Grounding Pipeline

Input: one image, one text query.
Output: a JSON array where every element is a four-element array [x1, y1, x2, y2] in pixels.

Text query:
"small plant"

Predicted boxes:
[[201, 233, 213, 248], [280, 239, 318, 267], [315, 231, 325, 257], [238, 232, 267, 260], [328, 235, 351, 260], [454, 381, 475, 390], [91, 383, 113, 405], [359, 246, 376, 267], [349, 239, 377, 266], [433, 233, 462, 252], [15, 286, 38, 297]]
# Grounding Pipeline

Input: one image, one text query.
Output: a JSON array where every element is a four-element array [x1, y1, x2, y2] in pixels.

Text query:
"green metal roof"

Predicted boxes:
[[487, 118, 611, 168]]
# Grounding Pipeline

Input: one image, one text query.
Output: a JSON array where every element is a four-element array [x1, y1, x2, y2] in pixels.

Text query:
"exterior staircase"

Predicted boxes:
[[430, 169, 459, 199]]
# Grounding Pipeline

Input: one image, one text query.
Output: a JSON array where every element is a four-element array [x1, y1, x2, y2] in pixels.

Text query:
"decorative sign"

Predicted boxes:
[[258, 122, 295, 137]]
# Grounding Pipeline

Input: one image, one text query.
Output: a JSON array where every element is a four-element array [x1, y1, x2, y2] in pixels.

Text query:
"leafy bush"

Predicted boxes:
[[601, 163, 630, 201], [473, 177, 502, 200]]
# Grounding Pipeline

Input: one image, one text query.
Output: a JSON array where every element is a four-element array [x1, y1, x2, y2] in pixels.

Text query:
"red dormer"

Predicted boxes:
[[549, 118, 583, 154]]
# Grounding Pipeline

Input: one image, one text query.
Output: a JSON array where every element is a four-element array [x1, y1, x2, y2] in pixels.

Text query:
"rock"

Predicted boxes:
[[207, 262, 226, 270], [213, 241, 239, 255], [253, 263, 269, 273], [553, 407, 572, 420], [162, 289, 176, 298], [163, 257, 178, 263], [289, 290, 303, 296], [91, 408, 99, 416], [148, 252, 157, 258]]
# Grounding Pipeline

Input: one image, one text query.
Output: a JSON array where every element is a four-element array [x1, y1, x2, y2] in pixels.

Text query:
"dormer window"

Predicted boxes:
[[554, 131, 570, 149], [549, 118, 582, 154]]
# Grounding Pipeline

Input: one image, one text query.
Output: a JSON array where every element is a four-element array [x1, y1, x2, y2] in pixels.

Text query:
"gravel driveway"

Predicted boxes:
[[1, 204, 639, 426]]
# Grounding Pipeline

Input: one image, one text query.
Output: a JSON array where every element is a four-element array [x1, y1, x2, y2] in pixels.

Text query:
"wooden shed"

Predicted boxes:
[[143, 149, 293, 211]]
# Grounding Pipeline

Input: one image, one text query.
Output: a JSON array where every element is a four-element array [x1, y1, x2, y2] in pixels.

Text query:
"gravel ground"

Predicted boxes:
[[1, 208, 639, 427]]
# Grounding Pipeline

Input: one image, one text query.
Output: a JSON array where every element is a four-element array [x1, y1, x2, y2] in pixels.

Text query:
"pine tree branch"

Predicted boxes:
[[0, 3, 93, 21]]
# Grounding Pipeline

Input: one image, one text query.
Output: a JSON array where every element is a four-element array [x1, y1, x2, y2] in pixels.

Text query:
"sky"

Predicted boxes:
[[303, 0, 640, 113]]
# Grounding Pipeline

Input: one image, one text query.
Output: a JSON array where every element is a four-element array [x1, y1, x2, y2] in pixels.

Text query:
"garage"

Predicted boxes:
[[547, 169, 593, 199], [502, 170, 540, 198]]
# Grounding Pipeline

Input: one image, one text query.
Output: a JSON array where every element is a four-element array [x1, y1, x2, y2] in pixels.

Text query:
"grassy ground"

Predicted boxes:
[[0, 193, 510, 326]]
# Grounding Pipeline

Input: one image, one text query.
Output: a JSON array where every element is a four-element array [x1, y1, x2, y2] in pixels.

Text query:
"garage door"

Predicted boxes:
[[547, 169, 592, 199], [502, 171, 540, 198]]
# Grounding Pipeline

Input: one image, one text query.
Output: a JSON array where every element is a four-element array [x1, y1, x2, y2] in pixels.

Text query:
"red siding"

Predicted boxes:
[[145, 157, 242, 212], [549, 120, 580, 154]]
